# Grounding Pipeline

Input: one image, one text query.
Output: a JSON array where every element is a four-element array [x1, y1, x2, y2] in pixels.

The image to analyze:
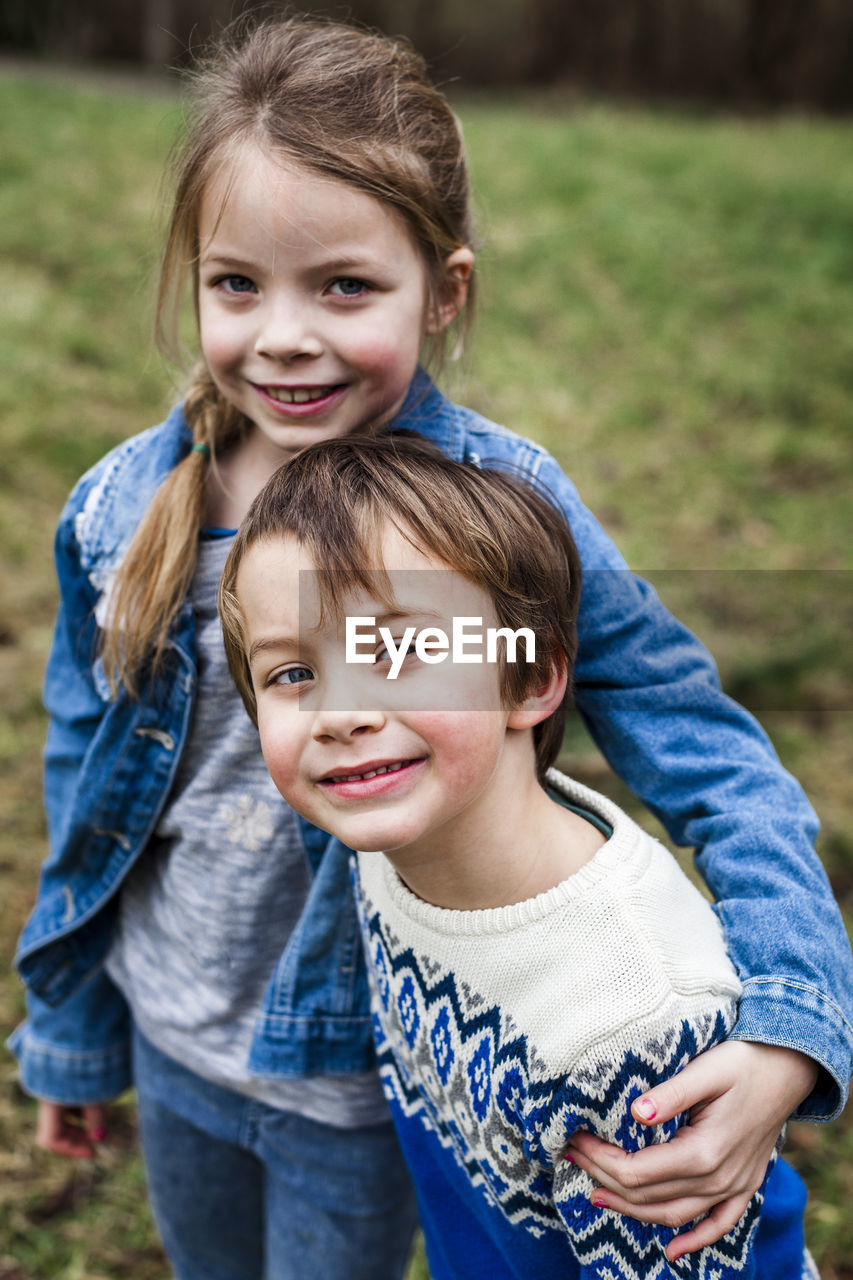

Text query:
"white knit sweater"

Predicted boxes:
[[354, 770, 774, 1279]]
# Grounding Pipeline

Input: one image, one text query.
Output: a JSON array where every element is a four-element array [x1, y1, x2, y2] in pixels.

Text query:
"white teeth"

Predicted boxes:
[[266, 385, 334, 404], [335, 760, 411, 783]]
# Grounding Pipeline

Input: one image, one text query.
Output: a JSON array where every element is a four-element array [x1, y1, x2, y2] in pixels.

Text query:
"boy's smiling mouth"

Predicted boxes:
[[321, 758, 421, 784], [317, 757, 426, 799]]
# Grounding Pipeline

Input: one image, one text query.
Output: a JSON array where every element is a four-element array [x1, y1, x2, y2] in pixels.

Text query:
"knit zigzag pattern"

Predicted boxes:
[[363, 904, 762, 1279]]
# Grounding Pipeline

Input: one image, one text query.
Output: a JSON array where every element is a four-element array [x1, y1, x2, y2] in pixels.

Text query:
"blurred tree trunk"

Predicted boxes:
[[43, 0, 143, 60], [2, 0, 851, 107], [524, 0, 852, 106], [141, 0, 236, 65], [143, 0, 176, 65], [744, 0, 853, 107]]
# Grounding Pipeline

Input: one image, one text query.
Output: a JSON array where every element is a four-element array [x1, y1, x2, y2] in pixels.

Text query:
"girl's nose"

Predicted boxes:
[[254, 298, 323, 362]]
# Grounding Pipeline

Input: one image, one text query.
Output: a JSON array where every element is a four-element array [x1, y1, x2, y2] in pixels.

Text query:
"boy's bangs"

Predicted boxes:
[[312, 565, 402, 627], [308, 504, 405, 625]]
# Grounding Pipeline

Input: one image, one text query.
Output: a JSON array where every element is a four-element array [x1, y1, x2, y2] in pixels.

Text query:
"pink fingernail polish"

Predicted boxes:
[[92, 1127, 106, 1142], [591, 1196, 609, 1209], [563, 1152, 575, 1164], [635, 1098, 657, 1121]]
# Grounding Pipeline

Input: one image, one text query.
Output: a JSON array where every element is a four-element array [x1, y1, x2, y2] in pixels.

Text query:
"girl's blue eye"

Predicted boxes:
[[329, 277, 367, 298], [220, 275, 256, 294], [273, 666, 313, 686]]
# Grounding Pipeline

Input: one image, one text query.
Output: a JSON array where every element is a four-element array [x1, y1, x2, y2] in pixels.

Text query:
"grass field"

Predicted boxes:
[[1, 63, 851, 1278]]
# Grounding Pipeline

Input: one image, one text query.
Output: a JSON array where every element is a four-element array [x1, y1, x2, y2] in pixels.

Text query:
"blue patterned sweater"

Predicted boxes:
[[354, 771, 813, 1280]]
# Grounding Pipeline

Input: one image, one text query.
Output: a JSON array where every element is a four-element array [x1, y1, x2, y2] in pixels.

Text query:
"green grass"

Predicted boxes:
[[457, 97, 853, 571], [1, 65, 851, 1278]]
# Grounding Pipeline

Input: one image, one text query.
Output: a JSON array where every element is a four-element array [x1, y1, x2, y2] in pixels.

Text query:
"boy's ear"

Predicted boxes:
[[506, 660, 568, 731], [425, 247, 474, 334]]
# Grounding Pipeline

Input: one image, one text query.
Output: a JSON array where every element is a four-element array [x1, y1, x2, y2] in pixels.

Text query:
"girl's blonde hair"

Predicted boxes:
[[102, 14, 476, 694], [219, 433, 581, 781]]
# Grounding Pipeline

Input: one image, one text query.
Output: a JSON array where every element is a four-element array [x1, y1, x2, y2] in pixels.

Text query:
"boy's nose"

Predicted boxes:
[[311, 704, 387, 743]]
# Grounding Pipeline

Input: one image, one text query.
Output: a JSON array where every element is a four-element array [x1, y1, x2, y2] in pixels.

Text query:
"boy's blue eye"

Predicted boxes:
[[273, 666, 313, 686], [376, 639, 414, 665]]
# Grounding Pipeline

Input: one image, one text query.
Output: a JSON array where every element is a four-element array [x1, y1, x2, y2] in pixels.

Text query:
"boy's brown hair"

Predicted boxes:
[[219, 433, 581, 780]]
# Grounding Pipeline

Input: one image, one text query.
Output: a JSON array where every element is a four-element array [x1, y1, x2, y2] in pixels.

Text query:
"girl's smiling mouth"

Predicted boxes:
[[253, 383, 348, 415]]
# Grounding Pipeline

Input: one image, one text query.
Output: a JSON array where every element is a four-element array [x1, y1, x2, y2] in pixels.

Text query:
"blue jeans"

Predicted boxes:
[[132, 1028, 418, 1280]]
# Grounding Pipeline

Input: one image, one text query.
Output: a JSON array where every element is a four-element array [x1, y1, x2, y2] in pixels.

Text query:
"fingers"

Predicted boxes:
[[629, 1051, 732, 1129], [566, 1125, 715, 1201], [584, 1187, 751, 1257], [83, 1103, 108, 1143], [566, 1128, 763, 1212], [586, 1186, 715, 1232], [666, 1195, 752, 1260], [36, 1100, 105, 1159], [36, 1100, 63, 1149], [39, 1117, 96, 1159]]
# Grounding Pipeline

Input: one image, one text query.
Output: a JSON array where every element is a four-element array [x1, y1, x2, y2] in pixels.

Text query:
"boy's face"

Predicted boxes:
[[237, 525, 532, 860]]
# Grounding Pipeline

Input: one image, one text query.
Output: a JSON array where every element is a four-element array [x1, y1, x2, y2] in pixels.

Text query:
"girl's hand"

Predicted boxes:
[[36, 1098, 109, 1159], [564, 1041, 818, 1261]]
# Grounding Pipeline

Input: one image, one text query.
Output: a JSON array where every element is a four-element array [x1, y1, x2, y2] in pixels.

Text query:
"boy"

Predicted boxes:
[[219, 432, 816, 1280]]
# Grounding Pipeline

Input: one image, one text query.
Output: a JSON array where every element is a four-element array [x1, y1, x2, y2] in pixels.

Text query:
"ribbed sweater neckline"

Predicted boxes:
[[373, 771, 647, 938]]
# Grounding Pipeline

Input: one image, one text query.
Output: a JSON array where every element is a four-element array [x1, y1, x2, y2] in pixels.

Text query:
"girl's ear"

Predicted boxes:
[[425, 247, 475, 334], [507, 660, 568, 731]]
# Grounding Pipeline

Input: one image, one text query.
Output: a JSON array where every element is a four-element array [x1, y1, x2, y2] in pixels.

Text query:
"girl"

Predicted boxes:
[[10, 15, 850, 1279]]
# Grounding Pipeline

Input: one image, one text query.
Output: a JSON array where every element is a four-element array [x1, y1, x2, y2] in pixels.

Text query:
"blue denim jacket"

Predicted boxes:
[[10, 371, 853, 1117]]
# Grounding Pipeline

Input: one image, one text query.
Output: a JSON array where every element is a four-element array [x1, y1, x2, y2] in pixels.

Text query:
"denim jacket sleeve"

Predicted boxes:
[[9, 974, 132, 1105], [8, 472, 134, 1103], [530, 451, 853, 1120]]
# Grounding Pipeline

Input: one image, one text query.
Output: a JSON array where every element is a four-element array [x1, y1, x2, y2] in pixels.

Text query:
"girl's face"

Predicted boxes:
[[197, 146, 464, 461]]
